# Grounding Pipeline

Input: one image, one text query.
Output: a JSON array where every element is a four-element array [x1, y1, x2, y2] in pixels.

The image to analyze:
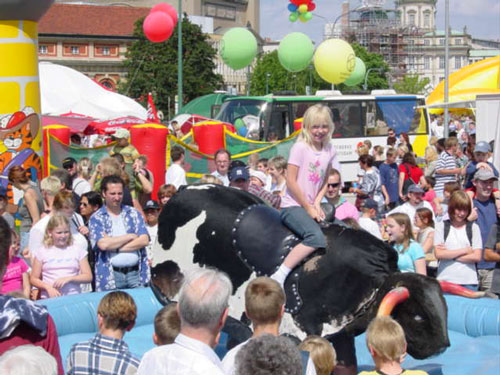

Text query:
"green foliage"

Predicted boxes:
[[393, 74, 431, 94], [250, 43, 389, 96], [336, 43, 390, 92], [119, 16, 223, 118]]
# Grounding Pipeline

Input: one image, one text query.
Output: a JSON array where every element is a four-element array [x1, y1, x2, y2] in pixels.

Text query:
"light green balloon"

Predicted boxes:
[[220, 28, 258, 70], [344, 57, 366, 86], [303, 12, 313, 21], [289, 12, 299, 22], [278, 32, 314, 72]]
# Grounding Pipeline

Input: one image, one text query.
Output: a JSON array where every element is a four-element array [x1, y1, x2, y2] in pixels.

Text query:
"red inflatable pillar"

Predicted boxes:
[[43, 125, 70, 177], [192, 121, 235, 155], [130, 124, 169, 200]]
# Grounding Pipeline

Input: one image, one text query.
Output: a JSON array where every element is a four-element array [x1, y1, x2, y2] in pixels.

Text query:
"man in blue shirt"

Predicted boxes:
[[379, 148, 399, 210], [472, 169, 499, 292], [89, 175, 150, 291], [465, 141, 499, 189]]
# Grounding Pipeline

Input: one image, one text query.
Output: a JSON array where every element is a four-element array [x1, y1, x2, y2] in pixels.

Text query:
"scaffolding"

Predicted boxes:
[[342, 4, 424, 82]]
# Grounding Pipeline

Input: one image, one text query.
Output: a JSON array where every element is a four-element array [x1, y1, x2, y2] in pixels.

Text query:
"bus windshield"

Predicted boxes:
[[215, 99, 269, 138], [374, 97, 427, 135]]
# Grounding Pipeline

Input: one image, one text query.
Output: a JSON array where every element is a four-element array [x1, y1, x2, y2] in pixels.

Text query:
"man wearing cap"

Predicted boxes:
[[389, 184, 434, 231], [464, 141, 498, 189], [143, 200, 160, 264], [471, 169, 500, 293], [358, 199, 383, 240], [212, 149, 231, 187], [229, 167, 281, 209], [62, 157, 77, 180]]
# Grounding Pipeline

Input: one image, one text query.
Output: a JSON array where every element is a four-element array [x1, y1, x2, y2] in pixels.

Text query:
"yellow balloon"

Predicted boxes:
[[313, 39, 356, 84], [298, 4, 308, 13]]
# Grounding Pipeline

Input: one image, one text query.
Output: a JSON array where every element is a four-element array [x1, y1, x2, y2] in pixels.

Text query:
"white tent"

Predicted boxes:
[[39, 62, 147, 120]]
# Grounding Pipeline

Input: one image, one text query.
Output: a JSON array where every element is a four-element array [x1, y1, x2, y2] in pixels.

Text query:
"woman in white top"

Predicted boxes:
[[434, 191, 482, 289]]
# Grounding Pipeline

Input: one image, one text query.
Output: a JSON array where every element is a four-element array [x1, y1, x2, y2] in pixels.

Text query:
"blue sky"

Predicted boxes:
[[260, 0, 500, 44]]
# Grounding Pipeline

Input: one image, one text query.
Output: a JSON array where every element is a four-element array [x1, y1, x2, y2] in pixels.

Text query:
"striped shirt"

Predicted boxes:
[[434, 151, 457, 195], [67, 333, 140, 375]]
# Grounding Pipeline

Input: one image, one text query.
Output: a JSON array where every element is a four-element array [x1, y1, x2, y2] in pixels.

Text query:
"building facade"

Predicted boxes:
[[40, 1, 261, 93]]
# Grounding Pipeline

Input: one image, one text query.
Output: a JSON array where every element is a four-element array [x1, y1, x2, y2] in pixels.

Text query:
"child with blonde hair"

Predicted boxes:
[[299, 336, 336, 375], [360, 316, 428, 375]]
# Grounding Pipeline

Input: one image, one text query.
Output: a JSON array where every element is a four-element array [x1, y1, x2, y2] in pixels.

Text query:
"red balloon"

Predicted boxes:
[[290, 0, 302, 5], [308, 2, 316, 11], [143, 12, 174, 43], [151, 2, 178, 26]]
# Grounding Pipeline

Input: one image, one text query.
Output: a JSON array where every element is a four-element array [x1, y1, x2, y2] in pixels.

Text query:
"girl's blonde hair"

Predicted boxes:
[[299, 336, 337, 375], [366, 316, 407, 362], [424, 146, 438, 163], [40, 176, 62, 196], [299, 104, 333, 149], [77, 157, 93, 180], [43, 214, 73, 247], [387, 212, 414, 251]]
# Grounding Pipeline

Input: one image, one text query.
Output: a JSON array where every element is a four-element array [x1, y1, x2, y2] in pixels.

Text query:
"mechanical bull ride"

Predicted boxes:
[[154, 184, 460, 372]]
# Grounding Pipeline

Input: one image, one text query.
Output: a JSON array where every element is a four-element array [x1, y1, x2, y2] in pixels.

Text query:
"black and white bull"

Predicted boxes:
[[154, 184, 450, 370]]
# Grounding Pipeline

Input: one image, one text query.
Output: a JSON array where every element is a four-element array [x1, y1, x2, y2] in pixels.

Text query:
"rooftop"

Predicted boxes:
[[39, 3, 149, 37]]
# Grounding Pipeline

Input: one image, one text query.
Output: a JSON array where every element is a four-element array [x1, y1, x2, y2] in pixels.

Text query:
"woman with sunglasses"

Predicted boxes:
[[79, 191, 103, 225]]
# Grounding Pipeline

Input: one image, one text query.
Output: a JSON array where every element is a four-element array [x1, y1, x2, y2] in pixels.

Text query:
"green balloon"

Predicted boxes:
[[220, 28, 258, 70], [289, 12, 299, 22], [278, 32, 314, 72], [303, 12, 313, 21], [344, 57, 366, 86]]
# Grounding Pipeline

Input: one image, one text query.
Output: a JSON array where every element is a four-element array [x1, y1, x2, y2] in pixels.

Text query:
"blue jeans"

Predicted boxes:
[[461, 284, 478, 291], [280, 206, 326, 249], [113, 269, 141, 289]]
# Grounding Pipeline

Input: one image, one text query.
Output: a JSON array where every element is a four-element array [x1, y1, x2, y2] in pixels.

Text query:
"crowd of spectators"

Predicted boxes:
[[0, 110, 499, 374]]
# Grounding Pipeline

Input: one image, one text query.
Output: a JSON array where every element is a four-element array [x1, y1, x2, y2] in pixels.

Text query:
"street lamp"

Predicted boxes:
[[265, 72, 271, 95], [363, 68, 383, 91], [177, 0, 183, 113]]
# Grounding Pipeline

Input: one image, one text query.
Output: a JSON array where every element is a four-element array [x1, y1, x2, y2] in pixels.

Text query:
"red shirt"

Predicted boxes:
[[399, 163, 423, 184], [0, 315, 63, 375]]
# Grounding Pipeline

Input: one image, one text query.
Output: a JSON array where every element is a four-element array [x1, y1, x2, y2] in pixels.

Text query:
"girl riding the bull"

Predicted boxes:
[[271, 104, 340, 286]]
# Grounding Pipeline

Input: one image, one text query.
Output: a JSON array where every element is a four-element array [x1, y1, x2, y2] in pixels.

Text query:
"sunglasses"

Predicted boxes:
[[327, 183, 340, 188], [79, 202, 88, 207]]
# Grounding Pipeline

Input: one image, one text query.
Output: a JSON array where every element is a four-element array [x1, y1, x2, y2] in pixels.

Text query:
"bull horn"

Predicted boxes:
[[439, 280, 485, 299], [377, 287, 410, 317]]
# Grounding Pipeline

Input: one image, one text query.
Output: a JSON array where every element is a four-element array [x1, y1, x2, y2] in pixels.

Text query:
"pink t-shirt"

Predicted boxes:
[[281, 141, 340, 208], [1, 257, 29, 294], [423, 189, 437, 213], [34, 244, 88, 299]]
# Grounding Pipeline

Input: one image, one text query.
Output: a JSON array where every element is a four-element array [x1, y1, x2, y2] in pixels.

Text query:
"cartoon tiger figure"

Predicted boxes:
[[0, 107, 42, 203]]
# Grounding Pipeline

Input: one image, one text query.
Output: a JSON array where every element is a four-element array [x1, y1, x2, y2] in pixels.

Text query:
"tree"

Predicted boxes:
[[119, 16, 223, 118], [336, 43, 390, 93], [393, 74, 431, 94], [249, 50, 330, 96], [250, 43, 389, 96]]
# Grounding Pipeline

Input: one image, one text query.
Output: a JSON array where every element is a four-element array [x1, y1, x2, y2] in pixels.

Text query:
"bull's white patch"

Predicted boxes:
[[186, 184, 216, 191]]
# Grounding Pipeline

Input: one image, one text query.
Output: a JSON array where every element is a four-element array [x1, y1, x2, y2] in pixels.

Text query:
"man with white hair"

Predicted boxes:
[[0, 345, 58, 375], [138, 267, 233, 375]]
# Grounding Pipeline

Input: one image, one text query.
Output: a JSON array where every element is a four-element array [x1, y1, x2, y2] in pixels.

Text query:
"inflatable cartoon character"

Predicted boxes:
[[0, 107, 41, 201]]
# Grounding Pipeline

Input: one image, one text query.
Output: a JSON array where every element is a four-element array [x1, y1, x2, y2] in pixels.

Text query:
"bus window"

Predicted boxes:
[[375, 99, 426, 135], [268, 104, 290, 140], [329, 102, 364, 138], [216, 99, 269, 139]]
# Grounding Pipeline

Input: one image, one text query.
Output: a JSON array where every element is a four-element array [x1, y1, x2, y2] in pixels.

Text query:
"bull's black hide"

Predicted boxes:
[[158, 184, 450, 361], [158, 184, 261, 290]]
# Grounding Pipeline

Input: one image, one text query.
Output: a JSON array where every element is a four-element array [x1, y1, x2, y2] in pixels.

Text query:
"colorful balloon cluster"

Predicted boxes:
[[143, 2, 178, 43], [288, 0, 316, 23]]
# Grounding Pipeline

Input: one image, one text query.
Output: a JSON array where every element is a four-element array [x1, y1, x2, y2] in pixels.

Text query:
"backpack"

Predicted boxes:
[[402, 164, 415, 196]]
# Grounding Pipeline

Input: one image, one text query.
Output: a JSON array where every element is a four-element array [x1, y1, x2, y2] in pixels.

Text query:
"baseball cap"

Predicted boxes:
[[474, 141, 490, 154], [363, 198, 378, 211], [62, 157, 77, 169], [143, 200, 160, 210], [408, 184, 425, 194], [250, 170, 267, 185], [229, 166, 249, 182], [473, 168, 498, 181], [113, 128, 130, 139]]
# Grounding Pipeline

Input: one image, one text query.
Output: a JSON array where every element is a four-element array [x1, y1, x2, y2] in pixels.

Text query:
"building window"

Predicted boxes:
[[71, 46, 79, 55], [455, 38, 462, 45], [205, 2, 236, 20], [102, 47, 110, 56], [439, 56, 445, 69], [409, 39, 415, 46], [424, 56, 430, 69], [424, 12, 430, 28], [408, 13, 416, 25], [455, 56, 461, 69], [39, 45, 48, 54], [424, 39, 430, 46], [439, 39, 445, 46]]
